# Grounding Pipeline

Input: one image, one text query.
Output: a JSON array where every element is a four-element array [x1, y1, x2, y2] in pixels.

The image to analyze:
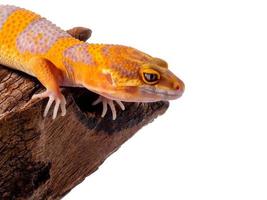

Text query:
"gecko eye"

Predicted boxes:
[[140, 68, 160, 85], [143, 73, 159, 83]]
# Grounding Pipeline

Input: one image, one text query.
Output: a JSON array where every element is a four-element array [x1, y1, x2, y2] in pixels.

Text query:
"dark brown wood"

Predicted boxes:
[[0, 27, 169, 200]]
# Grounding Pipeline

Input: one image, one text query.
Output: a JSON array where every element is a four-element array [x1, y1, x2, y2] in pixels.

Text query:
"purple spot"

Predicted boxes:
[[64, 43, 94, 65], [16, 18, 71, 54], [102, 46, 110, 56]]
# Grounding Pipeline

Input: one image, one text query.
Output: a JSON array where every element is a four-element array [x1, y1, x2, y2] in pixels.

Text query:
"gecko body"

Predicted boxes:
[[0, 5, 184, 120]]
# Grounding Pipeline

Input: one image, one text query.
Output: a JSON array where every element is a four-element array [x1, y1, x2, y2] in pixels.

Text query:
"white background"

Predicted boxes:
[[2, 0, 267, 199]]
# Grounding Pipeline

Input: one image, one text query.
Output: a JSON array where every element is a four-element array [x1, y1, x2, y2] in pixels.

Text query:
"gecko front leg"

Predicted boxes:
[[30, 56, 66, 119], [30, 27, 90, 119], [92, 96, 125, 120]]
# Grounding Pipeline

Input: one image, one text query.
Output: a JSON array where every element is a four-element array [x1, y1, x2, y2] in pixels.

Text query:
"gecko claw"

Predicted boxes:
[[32, 90, 66, 119], [92, 96, 125, 120]]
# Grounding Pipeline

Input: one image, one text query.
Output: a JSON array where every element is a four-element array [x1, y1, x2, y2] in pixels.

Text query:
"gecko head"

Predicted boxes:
[[79, 45, 184, 102], [92, 53, 185, 102]]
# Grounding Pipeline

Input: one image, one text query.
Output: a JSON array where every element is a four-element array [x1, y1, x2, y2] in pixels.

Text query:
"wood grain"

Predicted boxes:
[[0, 65, 168, 199]]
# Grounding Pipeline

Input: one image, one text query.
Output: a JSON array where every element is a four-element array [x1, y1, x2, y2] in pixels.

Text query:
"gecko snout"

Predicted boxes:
[[172, 78, 185, 98]]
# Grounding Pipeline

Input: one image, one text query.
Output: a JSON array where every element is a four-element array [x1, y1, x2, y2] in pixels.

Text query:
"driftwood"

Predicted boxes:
[[0, 27, 169, 200]]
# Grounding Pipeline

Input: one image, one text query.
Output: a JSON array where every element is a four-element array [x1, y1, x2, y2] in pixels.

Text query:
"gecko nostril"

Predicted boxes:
[[173, 79, 185, 93], [173, 82, 180, 90]]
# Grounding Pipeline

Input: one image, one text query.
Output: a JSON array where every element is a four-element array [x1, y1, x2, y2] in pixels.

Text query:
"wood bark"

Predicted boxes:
[[0, 57, 169, 199]]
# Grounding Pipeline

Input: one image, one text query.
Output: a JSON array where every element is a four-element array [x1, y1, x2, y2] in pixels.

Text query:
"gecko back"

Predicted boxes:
[[0, 5, 79, 74]]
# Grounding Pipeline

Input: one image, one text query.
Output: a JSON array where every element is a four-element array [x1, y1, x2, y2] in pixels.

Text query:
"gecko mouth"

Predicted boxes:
[[140, 86, 184, 101]]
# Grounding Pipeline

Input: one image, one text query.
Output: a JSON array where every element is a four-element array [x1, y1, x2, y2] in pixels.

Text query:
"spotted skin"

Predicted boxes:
[[0, 5, 184, 120], [64, 43, 94, 65], [17, 18, 71, 54]]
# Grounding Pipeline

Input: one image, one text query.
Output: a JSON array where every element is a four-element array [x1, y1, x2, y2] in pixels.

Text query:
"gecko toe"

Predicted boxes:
[[101, 99, 108, 118], [92, 96, 102, 105], [53, 99, 60, 119], [44, 96, 54, 117], [108, 100, 117, 120], [60, 97, 67, 116], [92, 96, 124, 120], [115, 100, 125, 110], [32, 90, 51, 100]]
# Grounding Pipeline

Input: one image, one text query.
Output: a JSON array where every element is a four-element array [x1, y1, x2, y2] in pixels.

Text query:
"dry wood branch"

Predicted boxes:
[[0, 65, 169, 200]]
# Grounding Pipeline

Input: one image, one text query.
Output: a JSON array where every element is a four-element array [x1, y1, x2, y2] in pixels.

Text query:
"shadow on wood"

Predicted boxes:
[[0, 65, 169, 200]]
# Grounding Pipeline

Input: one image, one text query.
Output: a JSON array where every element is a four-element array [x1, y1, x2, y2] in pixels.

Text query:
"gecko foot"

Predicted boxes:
[[92, 96, 125, 120], [32, 90, 67, 119]]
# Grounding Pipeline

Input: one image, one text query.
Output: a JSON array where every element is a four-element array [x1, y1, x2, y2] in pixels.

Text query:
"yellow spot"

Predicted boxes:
[[33, 33, 43, 44], [38, 33, 43, 39]]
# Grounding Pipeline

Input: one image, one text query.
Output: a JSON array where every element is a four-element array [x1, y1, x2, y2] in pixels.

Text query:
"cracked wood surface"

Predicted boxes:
[[0, 62, 169, 199]]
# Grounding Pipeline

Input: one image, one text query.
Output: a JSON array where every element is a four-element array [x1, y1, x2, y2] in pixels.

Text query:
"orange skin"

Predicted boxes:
[[0, 5, 184, 120]]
